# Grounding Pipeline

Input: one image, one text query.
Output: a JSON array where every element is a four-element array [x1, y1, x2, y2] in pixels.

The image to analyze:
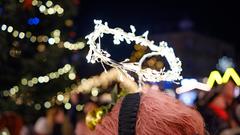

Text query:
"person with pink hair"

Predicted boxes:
[[93, 89, 207, 135]]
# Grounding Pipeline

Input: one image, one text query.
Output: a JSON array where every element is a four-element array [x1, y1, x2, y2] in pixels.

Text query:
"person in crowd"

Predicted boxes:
[[92, 88, 206, 135], [0, 112, 23, 135], [199, 80, 239, 135], [46, 106, 73, 135]]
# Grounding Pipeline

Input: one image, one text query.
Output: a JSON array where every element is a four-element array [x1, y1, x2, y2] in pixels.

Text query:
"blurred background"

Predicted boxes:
[[0, 0, 239, 135]]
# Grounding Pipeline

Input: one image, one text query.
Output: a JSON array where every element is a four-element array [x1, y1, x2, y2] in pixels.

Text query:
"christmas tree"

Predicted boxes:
[[0, 0, 85, 114]]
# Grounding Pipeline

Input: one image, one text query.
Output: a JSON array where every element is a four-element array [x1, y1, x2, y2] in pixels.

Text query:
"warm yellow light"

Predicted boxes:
[[10, 88, 16, 95], [27, 81, 34, 87], [57, 8, 64, 14], [58, 69, 64, 75], [68, 73, 76, 80], [32, 0, 38, 6], [32, 77, 38, 84], [44, 76, 49, 82], [30, 36, 37, 43], [57, 94, 64, 101], [49, 72, 56, 79], [19, 32, 25, 39], [21, 78, 28, 85], [44, 101, 51, 108], [64, 103, 71, 110], [54, 37, 60, 44], [76, 104, 84, 111], [26, 32, 32, 38], [46, 1, 53, 7], [3, 90, 9, 97], [91, 87, 99, 96], [34, 104, 41, 110], [7, 26, 13, 33], [53, 29, 61, 37], [12, 30, 19, 37], [38, 76, 45, 83], [47, 8, 55, 15]]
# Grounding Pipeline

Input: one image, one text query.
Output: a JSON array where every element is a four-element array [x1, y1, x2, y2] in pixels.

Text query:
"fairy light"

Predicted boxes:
[[48, 38, 55, 45], [2, 64, 74, 98], [91, 87, 99, 97], [19, 0, 64, 15], [72, 68, 138, 94], [76, 104, 84, 111], [34, 104, 41, 110], [7, 26, 13, 33], [30, 36, 37, 43], [85, 20, 182, 86], [0, 24, 86, 51], [46, 1, 53, 7], [12, 30, 19, 37], [39, 5, 46, 12], [44, 101, 51, 109], [3, 90, 9, 97], [19, 32, 25, 39], [57, 94, 64, 101], [68, 72, 76, 80], [1, 24, 7, 31], [64, 102, 71, 110]]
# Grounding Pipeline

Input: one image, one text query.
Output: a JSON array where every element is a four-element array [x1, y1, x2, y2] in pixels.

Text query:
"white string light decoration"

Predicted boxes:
[[85, 20, 182, 86]]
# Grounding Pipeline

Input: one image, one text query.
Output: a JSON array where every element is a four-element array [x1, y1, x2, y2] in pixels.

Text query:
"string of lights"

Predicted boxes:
[[1, 64, 75, 98], [3, 68, 135, 111], [19, 0, 64, 15], [0, 24, 85, 50]]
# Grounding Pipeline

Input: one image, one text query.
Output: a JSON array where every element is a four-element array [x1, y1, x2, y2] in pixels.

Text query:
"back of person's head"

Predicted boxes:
[[94, 90, 205, 135]]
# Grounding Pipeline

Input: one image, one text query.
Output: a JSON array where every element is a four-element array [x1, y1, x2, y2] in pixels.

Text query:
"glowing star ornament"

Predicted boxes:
[[85, 20, 182, 86]]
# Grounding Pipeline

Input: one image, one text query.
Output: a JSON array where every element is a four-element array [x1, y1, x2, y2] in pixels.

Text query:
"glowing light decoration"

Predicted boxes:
[[0, 24, 85, 51], [85, 20, 182, 85], [176, 78, 211, 94], [207, 68, 240, 88], [27, 17, 40, 25], [19, 0, 64, 15], [1, 64, 74, 97]]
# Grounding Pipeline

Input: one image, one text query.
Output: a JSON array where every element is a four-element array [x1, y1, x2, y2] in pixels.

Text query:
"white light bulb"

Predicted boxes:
[[48, 38, 55, 45], [7, 26, 13, 33], [39, 5, 46, 12], [57, 94, 64, 101], [1, 24, 7, 31]]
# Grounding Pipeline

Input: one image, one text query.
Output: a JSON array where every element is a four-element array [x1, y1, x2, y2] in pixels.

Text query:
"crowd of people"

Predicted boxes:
[[0, 81, 239, 135]]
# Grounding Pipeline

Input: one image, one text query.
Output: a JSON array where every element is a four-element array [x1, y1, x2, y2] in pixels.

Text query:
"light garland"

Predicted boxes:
[[72, 68, 138, 94], [0, 24, 85, 50], [85, 20, 182, 86], [176, 79, 211, 94], [19, 0, 64, 15], [1, 64, 75, 97], [3, 68, 136, 111]]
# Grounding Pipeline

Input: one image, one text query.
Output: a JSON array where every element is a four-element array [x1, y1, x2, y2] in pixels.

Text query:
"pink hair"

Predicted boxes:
[[93, 90, 205, 135]]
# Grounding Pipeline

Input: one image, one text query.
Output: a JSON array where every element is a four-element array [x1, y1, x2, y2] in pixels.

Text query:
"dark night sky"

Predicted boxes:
[[76, 0, 239, 50]]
